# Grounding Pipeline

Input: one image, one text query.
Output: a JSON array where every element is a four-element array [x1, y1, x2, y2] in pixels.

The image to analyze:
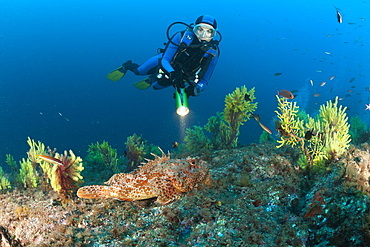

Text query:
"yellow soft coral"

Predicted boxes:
[[319, 97, 351, 160], [275, 96, 351, 170], [50, 150, 84, 195], [275, 96, 304, 149], [223, 86, 258, 147], [0, 167, 11, 190], [18, 158, 38, 188]]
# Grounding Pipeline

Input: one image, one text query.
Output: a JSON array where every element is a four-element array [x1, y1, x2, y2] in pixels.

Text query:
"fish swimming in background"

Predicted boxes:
[[172, 142, 178, 148], [304, 129, 317, 140], [350, 77, 355, 83], [310, 79, 314, 86], [244, 93, 251, 102], [329, 75, 336, 80], [274, 73, 282, 76], [252, 114, 272, 134], [334, 5, 343, 23], [278, 89, 294, 99], [320, 81, 326, 87], [313, 93, 321, 97]]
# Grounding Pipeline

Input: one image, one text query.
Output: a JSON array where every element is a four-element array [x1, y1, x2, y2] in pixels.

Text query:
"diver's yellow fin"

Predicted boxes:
[[106, 66, 125, 82], [133, 78, 151, 90]]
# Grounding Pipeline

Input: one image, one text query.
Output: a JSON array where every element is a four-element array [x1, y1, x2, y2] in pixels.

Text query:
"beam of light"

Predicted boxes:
[[176, 106, 189, 116], [178, 114, 188, 142], [175, 88, 189, 116]]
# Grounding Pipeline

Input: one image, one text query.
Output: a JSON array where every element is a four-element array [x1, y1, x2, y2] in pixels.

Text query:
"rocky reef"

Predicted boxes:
[[1, 142, 370, 246]]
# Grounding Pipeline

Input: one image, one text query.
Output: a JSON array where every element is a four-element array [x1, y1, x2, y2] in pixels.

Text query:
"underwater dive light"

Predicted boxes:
[[175, 88, 189, 116]]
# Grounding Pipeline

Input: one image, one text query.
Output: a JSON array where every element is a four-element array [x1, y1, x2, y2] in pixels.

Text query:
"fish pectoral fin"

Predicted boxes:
[[150, 178, 182, 205]]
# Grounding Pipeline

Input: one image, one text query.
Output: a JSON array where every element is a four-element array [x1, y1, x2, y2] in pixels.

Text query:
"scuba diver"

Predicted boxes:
[[106, 15, 221, 98]]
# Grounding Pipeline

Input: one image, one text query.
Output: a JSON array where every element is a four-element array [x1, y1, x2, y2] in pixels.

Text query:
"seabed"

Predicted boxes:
[[1, 143, 370, 246]]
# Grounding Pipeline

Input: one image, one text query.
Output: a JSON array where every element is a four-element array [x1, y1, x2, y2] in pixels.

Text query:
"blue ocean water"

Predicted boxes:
[[0, 0, 369, 162]]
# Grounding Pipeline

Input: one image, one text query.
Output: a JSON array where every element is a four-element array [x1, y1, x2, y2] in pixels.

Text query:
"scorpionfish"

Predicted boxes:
[[77, 149, 208, 205]]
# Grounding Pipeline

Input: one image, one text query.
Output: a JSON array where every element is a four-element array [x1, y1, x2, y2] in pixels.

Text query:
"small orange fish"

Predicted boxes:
[[252, 114, 272, 134], [278, 90, 294, 99], [37, 155, 63, 166]]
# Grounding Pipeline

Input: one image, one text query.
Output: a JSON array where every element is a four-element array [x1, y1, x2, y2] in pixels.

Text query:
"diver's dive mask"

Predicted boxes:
[[193, 24, 216, 40]]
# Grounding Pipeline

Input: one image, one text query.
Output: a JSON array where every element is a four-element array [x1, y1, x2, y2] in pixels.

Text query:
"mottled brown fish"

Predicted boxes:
[[77, 149, 208, 205]]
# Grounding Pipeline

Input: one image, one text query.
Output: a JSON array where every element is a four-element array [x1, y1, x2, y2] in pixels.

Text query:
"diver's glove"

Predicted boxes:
[[185, 85, 201, 97], [170, 70, 184, 92]]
